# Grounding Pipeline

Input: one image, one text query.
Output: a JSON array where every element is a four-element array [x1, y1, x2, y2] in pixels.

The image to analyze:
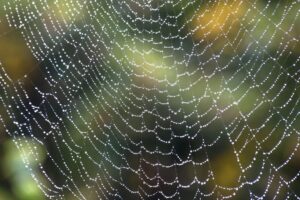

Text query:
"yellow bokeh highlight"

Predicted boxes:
[[211, 149, 241, 187], [192, 0, 246, 41], [0, 21, 37, 81], [50, 0, 86, 23]]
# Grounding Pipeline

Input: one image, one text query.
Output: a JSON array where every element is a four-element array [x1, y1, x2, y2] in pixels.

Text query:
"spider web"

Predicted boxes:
[[0, 0, 300, 199]]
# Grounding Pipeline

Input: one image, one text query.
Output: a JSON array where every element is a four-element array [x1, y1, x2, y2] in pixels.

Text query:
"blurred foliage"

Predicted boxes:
[[0, 0, 299, 199], [0, 139, 45, 200], [0, 21, 37, 81]]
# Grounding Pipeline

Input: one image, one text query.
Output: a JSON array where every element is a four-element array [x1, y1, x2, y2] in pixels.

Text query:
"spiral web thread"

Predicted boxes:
[[0, 0, 300, 199]]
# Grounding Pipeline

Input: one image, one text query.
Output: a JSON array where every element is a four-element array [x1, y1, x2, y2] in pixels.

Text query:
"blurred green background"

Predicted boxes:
[[0, 0, 299, 199]]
